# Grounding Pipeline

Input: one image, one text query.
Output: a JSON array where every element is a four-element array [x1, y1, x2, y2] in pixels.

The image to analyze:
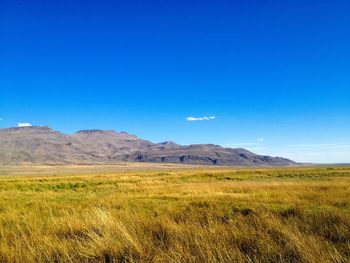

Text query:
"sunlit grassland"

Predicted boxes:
[[0, 165, 349, 262]]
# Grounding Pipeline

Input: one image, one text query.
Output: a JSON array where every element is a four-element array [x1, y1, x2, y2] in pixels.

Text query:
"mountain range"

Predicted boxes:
[[0, 126, 296, 166]]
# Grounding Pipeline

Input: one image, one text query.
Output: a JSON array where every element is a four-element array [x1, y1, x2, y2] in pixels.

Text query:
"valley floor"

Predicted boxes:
[[0, 165, 349, 262]]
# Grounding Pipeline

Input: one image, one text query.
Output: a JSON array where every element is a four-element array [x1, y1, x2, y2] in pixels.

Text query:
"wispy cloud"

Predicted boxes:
[[292, 143, 339, 148], [0, 118, 2, 121], [186, 116, 216, 121], [290, 143, 350, 149], [18, 122, 32, 127], [257, 138, 264, 142], [328, 145, 350, 149]]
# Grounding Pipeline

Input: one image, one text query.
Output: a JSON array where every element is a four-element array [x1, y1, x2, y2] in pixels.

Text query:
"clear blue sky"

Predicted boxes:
[[1, 0, 349, 163]]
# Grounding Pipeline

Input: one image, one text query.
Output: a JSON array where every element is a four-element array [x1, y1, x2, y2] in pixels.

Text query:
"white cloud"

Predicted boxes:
[[18, 122, 32, 127], [257, 138, 264, 142], [186, 116, 216, 121]]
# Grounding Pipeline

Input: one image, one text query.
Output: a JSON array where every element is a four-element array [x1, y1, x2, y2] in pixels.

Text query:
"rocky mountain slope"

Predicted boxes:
[[0, 126, 296, 166]]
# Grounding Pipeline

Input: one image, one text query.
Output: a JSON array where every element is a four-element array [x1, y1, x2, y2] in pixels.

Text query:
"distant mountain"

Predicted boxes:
[[0, 126, 296, 166], [72, 129, 153, 157]]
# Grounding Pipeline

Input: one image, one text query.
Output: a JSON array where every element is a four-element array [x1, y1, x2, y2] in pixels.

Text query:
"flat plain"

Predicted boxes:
[[0, 164, 349, 262]]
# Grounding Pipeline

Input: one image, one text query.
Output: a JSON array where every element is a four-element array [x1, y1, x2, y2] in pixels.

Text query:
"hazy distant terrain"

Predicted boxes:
[[0, 126, 295, 166]]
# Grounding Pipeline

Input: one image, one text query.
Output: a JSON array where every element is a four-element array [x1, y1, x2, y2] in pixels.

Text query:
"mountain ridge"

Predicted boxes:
[[0, 126, 296, 166]]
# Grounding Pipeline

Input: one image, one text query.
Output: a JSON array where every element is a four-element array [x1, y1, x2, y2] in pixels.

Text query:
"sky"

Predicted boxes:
[[0, 0, 349, 163]]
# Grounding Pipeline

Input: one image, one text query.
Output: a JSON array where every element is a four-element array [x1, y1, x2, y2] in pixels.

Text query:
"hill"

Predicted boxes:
[[0, 126, 295, 166]]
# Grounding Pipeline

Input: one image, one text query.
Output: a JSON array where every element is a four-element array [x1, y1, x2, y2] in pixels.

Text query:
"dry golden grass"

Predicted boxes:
[[0, 165, 349, 262]]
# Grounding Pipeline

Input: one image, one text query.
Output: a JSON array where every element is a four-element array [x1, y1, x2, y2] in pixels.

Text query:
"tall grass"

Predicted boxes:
[[0, 166, 349, 262]]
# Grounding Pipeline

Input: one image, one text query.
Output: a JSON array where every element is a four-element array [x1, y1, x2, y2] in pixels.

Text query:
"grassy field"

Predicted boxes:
[[0, 165, 349, 262]]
